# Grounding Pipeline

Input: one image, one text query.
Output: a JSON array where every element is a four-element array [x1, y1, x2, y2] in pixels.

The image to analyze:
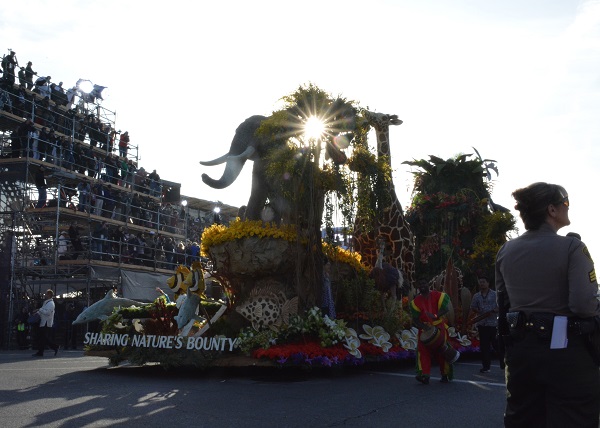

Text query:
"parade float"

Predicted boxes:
[[82, 85, 516, 368]]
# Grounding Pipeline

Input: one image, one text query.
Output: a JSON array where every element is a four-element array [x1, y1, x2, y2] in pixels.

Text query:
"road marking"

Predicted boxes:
[[371, 371, 506, 388], [0, 367, 108, 371]]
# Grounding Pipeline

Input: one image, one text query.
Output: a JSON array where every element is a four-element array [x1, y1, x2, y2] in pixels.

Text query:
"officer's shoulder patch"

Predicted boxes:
[[582, 246, 594, 264], [590, 269, 596, 284]]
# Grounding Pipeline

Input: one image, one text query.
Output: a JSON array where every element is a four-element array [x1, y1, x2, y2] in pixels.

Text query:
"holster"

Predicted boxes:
[[583, 316, 600, 366], [506, 311, 526, 341]]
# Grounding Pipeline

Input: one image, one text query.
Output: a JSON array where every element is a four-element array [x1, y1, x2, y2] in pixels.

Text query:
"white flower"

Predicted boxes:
[[345, 327, 358, 339], [343, 329, 362, 358], [396, 329, 418, 351], [132, 319, 144, 333], [359, 324, 389, 341], [457, 332, 472, 347], [359, 324, 374, 341], [359, 324, 392, 352], [447, 326, 457, 338], [323, 315, 337, 329], [374, 337, 393, 352]]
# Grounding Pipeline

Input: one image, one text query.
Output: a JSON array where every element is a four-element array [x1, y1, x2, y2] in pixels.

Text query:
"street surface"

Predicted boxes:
[[0, 350, 507, 428]]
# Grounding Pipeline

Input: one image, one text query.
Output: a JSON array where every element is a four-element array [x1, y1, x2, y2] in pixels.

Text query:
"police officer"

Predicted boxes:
[[496, 182, 600, 427]]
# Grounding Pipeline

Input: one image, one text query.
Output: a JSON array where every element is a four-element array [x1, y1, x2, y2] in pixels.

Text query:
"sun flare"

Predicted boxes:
[[304, 116, 326, 141]]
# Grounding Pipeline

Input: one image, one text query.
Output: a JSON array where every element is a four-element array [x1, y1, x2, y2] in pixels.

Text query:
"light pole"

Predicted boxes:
[[213, 206, 221, 225], [181, 200, 188, 239]]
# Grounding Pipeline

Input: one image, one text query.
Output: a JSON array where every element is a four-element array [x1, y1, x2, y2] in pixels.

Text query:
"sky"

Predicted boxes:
[[2, 0, 599, 259]]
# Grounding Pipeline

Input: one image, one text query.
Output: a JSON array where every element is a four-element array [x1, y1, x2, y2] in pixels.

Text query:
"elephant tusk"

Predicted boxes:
[[200, 145, 256, 166], [200, 114, 266, 192], [201, 147, 254, 190], [226, 145, 256, 161], [200, 153, 230, 166]]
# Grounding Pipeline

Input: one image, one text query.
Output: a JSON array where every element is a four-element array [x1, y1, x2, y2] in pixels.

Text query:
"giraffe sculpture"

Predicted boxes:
[[352, 110, 416, 288]]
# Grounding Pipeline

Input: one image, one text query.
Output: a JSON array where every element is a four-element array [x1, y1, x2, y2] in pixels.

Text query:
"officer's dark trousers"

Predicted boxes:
[[504, 332, 599, 428]]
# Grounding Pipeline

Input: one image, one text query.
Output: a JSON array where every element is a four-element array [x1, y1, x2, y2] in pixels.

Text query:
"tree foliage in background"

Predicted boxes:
[[403, 151, 516, 288]]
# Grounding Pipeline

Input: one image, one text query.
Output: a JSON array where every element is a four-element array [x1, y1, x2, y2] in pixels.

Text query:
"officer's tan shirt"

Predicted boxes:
[[496, 223, 600, 317]]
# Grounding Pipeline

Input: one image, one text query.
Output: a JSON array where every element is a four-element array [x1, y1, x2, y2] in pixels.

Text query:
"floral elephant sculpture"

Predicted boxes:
[[201, 113, 353, 224], [200, 115, 290, 223]]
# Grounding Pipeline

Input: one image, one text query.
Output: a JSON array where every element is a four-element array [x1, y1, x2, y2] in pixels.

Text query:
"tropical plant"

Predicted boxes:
[[403, 150, 516, 285]]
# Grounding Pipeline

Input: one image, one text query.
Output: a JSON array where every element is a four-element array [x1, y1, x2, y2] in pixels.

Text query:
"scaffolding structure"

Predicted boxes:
[[0, 60, 239, 350]]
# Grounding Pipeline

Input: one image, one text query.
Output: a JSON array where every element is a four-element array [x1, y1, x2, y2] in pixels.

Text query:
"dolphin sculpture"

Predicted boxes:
[[174, 289, 204, 336], [72, 291, 144, 325]]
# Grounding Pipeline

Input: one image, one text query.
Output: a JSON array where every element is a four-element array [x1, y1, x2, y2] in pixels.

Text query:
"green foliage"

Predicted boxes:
[[236, 307, 348, 353], [371, 302, 405, 338], [237, 328, 276, 355], [258, 84, 358, 213], [336, 274, 380, 316], [470, 211, 517, 274], [403, 153, 490, 198], [405, 151, 516, 282], [118, 299, 222, 320], [279, 307, 347, 348]]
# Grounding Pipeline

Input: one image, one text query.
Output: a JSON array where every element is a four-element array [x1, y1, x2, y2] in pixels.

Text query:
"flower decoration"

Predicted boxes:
[[396, 327, 419, 351], [359, 324, 392, 352], [322, 242, 368, 273], [344, 328, 362, 358], [201, 219, 299, 256], [456, 332, 472, 347], [447, 326, 457, 338]]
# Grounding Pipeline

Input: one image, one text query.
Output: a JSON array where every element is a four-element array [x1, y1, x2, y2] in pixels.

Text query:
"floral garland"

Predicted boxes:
[[201, 220, 366, 274], [238, 307, 480, 367], [322, 242, 367, 273], [201, 219, 298, 256]]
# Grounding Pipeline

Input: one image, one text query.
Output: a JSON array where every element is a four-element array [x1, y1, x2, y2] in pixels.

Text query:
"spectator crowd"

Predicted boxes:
[[0, 49, 220, 271]]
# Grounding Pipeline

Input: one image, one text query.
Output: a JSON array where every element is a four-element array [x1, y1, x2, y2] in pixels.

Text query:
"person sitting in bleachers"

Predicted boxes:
[[57, 231, 69, 260], [148, 169, 161, 198], [34, 76, 51, 98], [38, 127, 50, 162], [14, 84, 33, 118], [51, 81, 68, 106], [11, 118, 34, 158], [134, 166, 147, 193], [76, 179, 91, 213]]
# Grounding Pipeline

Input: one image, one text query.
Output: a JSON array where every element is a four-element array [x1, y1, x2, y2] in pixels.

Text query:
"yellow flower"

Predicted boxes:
[[201, 219, 299, 256]]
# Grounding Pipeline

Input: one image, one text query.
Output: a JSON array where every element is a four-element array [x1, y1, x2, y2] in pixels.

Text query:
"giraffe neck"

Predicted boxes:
[[375, 124, 400, 206], [376, 127, 391, 158]]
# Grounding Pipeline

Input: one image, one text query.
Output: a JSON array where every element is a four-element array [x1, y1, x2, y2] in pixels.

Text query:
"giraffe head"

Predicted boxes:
[[363, 111, 403, 128]]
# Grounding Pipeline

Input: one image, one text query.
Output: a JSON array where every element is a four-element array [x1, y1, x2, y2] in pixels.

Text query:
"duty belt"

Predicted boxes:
[[507, 312, 598, 340]]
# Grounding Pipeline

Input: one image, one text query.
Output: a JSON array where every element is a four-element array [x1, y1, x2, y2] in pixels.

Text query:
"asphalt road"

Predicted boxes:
[[0, 349, 507, 428]]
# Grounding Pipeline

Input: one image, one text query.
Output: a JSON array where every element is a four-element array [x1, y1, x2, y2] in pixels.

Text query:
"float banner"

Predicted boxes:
[[83, 332, 239, 351]]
